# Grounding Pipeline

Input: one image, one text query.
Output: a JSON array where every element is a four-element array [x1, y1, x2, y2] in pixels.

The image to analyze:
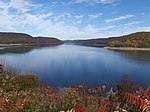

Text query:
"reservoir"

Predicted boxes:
[[0, 44, 149, 88]]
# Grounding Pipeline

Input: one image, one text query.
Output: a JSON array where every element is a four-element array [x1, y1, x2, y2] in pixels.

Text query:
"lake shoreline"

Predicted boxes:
[[0, 43, 63, 46], [0, 43, 63, 48], [105, 47, 150, 51]]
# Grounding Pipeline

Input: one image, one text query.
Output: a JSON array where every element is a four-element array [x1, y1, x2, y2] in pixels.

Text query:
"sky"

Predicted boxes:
[[0, 0, 150, 40]]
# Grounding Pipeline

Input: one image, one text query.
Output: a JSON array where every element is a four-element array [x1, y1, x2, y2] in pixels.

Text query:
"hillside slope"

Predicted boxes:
[[108, 32, 150, 48], [0, 32, 63, 45], [67, 32, 150, 48]]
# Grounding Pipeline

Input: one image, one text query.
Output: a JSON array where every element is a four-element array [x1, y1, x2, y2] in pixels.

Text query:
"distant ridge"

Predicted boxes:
[[0, 32, 150, 48], [0, 32, 64, 45], [66, 32, 150, 48]]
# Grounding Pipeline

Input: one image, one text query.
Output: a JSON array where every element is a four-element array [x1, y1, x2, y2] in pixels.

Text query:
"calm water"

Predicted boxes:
[[0, 44, 150, 88]]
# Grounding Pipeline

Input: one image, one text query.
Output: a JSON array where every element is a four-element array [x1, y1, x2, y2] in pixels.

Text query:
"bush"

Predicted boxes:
[[0, 65, 149, 112]]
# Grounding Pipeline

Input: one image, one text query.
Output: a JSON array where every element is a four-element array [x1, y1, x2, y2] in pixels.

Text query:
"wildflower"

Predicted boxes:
[[57, 96, 61, 103], [82, 89, 86, 101], [24, 97, 29, 102], [15, 97, 29, 110], [5, 99, 9, 102], [49, 93, 56, 100], [47, 86, 51, 89], [0, 106, 6, 112], [16, 100, 25, 110]]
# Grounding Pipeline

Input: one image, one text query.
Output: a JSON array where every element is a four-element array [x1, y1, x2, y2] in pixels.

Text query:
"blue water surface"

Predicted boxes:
[[0, 44, 149, 88]]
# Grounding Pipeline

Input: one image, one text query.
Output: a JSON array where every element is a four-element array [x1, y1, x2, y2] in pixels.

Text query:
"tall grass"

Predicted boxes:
[[0, 60, 20, 75]]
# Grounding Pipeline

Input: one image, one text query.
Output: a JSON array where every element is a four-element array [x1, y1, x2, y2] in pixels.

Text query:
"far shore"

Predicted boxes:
[[105, 47, 150, 51], [0, 43, 62, 47]]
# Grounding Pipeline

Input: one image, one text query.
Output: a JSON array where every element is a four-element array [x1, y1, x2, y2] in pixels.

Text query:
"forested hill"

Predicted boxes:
[[67, 32, 150, 48], [108, 32, 150, 48], [0, 32, 63, 45], [34, 37, 63, 44]]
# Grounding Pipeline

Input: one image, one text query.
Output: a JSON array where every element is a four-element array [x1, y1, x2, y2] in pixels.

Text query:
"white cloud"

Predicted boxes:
[[1, 0, 42, 13], [135, 26, 150, 32], [0, 0, 101, 40], [73, 0, 117, 5], [0, 1, 8, 10], [102, 25, 116, 30], [0, 13, 20, 29], [74, 15, 83, 23], [23, 14, 51, 30], [88, 13, 102, 19], [53, 13, 72, 22], [101, 26, 150, 38], [0, 0, 149, 40], [38, 23, 101, 40], [77, 20, 82, 23], [75, 15, 83, 19], [100, 0, 117, 5], [105, 15, 135, 23], [123, 21, 142, 26], [37, 13, 53, 19]]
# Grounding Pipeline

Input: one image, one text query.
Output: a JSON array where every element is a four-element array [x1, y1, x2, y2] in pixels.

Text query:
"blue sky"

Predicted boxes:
[[0, 0, 150, 40]]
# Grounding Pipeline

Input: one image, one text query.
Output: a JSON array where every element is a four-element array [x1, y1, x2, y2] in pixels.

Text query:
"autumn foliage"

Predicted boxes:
[[0, 65, 149, 112], [108, 32, 150, 48], [122, 92, 149, 112]]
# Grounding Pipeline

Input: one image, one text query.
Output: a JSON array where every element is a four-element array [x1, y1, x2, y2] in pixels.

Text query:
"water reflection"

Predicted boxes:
[[112, 50, 150, 60], [0, 45, 60, 54], [0, 47, 33, 54], [0, 45, 149, 88], [109, 49, 150, 65]]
